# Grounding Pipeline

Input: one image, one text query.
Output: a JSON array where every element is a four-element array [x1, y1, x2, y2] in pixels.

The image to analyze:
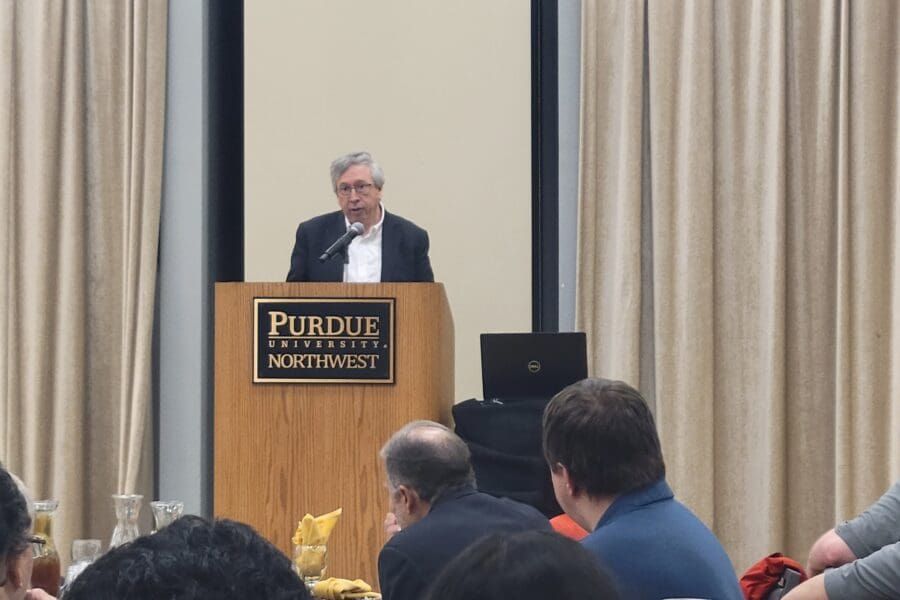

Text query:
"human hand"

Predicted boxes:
[[383, 512, 401, 539], [25, 589, 57, 600]]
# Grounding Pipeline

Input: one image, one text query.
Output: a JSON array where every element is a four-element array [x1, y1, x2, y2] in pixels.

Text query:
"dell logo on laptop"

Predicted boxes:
[[527, 360, 542, 373]]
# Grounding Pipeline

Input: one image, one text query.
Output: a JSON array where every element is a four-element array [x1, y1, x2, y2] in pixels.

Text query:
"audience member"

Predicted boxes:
[[424, 529, 620, 600], [543, 378, 743, 600], [63, 515, 310, 600], [378, 420, 550, 600], [549, 512, 589, 540], [0, 465, 55, 600], [784, 480, 900, 599]]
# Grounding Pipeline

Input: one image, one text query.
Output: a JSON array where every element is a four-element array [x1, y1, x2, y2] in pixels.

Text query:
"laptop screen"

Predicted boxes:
[[480, 332, 588, 400]]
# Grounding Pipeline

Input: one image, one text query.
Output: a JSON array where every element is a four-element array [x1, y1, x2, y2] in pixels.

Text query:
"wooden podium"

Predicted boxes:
[[213, 282, 454, 588]]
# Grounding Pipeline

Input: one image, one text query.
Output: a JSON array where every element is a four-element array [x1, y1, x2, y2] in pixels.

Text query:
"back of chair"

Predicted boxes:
[[452, 397, 562, 517]]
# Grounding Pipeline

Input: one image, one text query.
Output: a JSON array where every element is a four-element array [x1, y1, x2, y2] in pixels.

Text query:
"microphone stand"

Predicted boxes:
[[318, 222, 364, 263]]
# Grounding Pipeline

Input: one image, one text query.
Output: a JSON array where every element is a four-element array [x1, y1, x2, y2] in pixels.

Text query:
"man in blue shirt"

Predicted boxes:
[[542, 378, 743, 600]]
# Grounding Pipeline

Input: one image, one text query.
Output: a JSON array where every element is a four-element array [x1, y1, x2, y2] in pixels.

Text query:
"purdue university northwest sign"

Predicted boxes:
[[253, 298, 395, 383]]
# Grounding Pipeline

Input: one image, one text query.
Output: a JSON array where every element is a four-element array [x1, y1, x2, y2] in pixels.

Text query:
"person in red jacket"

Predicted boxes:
[[550, 513, 589, 540]]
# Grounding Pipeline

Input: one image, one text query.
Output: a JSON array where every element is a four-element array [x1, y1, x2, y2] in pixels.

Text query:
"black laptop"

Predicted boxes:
[[480, 332, 588, 400]]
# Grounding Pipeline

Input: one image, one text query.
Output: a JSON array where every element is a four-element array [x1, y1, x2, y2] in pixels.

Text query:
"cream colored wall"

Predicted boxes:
[[244, 0, 532, 402]]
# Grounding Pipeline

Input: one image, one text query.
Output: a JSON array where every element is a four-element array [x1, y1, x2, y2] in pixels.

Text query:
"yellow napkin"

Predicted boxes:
[[293, 508, 342, 546], [292, 508, 342, 577], [312, 578, 381, 599]]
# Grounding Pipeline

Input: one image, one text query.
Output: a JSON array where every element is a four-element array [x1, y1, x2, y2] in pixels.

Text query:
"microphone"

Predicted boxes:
[[318, 222, 365, 262]]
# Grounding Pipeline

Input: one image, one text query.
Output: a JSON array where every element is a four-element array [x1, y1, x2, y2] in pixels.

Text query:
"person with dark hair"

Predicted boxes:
[[378, 420, 549, 600], [286, 150, 434, 283], [62, 515, 310, 600], [0, 466, 55, 600], [424, 529, 621, 600], [543, 378, 742, 600]]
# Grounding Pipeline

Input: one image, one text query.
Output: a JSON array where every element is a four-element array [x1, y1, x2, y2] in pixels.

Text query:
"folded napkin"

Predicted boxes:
[[292, 508, 342, 546], [312, 578, 381, 599]]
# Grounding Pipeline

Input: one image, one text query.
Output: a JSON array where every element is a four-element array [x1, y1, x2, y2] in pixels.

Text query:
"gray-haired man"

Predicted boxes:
[[286, 151, 434, 283], [377, 421, 549, 600]]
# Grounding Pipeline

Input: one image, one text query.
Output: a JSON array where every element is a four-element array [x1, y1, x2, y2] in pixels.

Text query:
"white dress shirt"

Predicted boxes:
[[343, 205, 385, 282]]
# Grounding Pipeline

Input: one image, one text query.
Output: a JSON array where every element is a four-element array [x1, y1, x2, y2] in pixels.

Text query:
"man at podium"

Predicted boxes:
[[286, 151, 434, 283]]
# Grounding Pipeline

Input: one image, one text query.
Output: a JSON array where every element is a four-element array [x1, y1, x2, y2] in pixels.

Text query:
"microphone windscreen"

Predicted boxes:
[[349, 222, 365, 235]]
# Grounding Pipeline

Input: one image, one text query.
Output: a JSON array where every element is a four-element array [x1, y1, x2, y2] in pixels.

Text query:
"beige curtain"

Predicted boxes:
[[578, 0, 899, 573], [0, 0, 167, 558]]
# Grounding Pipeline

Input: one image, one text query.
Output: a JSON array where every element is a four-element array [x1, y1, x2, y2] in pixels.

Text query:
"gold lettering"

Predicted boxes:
[[308, 316, 324, 336], [294, 354, 313, 368], [267, 349, 383, 374], [288, 316, 305, 336], [327, 355, 348, 369], [364, 317, 380, 336], [268, 310, 386, 340], [345, 317, 363, 336], [307, 354, 381, 369], [269, 311, 288, 335], [325, 316, 345, 336]]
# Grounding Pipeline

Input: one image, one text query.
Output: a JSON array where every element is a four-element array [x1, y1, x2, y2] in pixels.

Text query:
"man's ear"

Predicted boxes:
[[555, 463, 581, 497], [395, 485, 421, 513], [6, 549, 29, 590]]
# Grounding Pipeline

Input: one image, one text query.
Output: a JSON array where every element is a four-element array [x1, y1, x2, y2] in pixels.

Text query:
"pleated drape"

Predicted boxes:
[[0, 0, 167, 560], [578, 0, 899, 571]]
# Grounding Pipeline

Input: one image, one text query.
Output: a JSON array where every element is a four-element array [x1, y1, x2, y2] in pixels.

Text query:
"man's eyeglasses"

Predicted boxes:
[[337, 182, 375, 197], [30, 536, 47, 558]]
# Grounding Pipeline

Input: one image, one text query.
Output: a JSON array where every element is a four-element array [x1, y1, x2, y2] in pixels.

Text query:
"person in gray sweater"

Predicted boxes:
[[784, 480, 900, 599]]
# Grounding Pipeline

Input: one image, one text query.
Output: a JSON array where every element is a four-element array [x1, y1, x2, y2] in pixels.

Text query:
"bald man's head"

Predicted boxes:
[[380, 421, 475, 502]]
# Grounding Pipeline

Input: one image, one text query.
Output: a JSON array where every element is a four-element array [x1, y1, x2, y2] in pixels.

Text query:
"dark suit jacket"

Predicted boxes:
[[377, 486, 550, 600], [286, 210, 434, 282]]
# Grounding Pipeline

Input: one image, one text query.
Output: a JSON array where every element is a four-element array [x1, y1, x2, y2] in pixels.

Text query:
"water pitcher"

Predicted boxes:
[[31, 499, 61, 596]]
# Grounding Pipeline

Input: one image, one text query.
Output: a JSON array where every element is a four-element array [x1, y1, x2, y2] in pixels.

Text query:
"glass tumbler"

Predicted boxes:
[[71, 538, 102, 564], [150, 500, 184, 533], [293, 543, 328, 589]]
